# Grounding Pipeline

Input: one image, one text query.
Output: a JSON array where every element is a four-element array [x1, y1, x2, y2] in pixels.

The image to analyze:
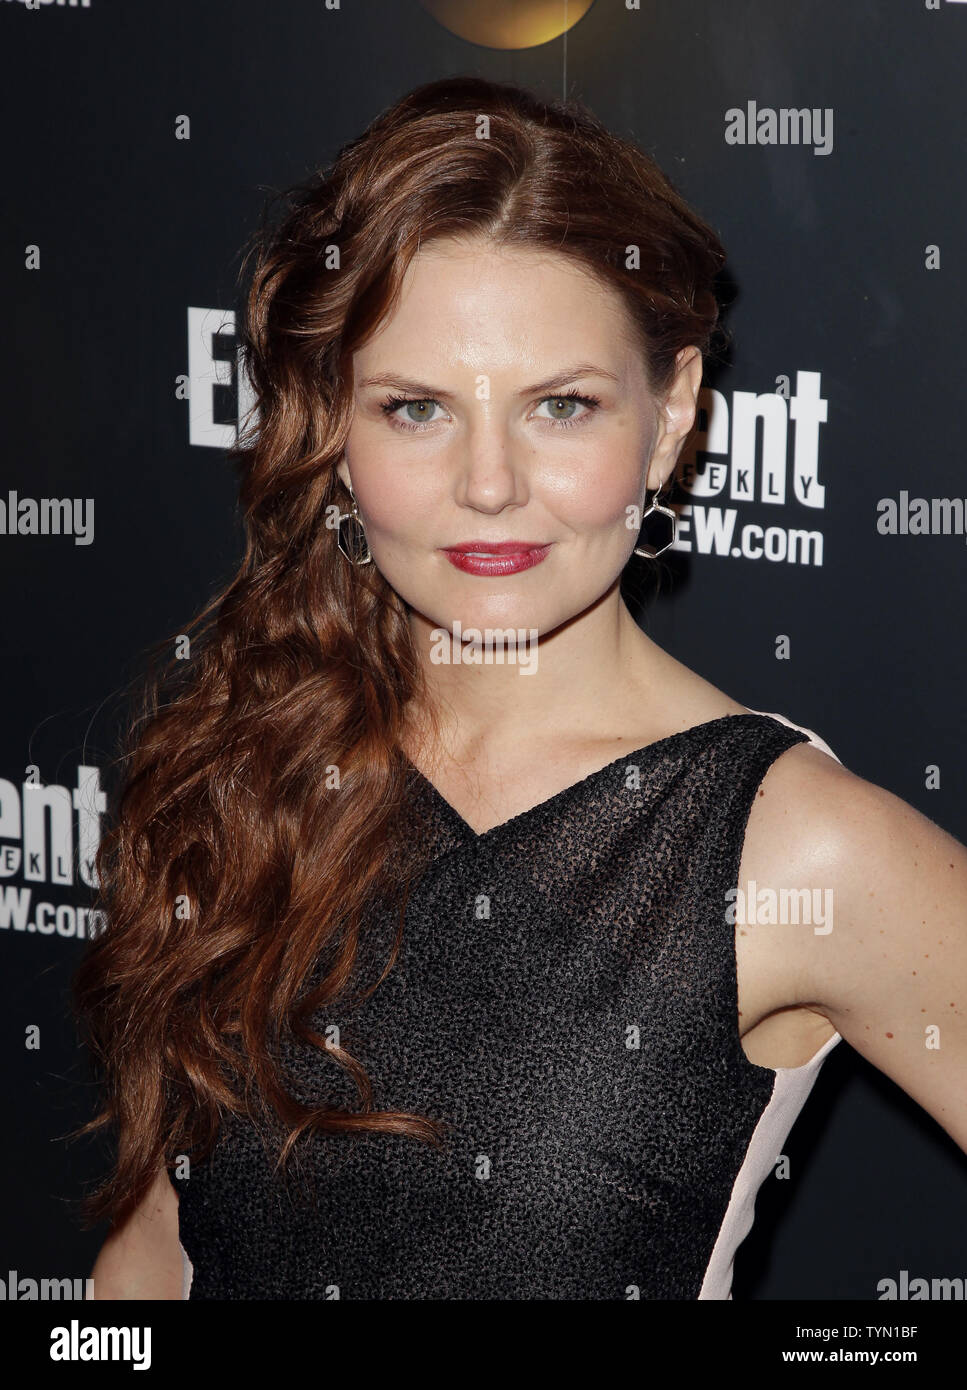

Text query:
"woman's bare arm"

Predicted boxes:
[[89, 1167, 185, 1300], [745, 742, 967, 1153]]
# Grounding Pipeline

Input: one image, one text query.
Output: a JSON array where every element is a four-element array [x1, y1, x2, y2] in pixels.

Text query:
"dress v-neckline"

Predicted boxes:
[[403, 711, 768, 843]]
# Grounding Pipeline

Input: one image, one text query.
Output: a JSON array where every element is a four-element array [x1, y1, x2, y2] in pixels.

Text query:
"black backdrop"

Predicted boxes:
[[2, 0, 965, 1301]]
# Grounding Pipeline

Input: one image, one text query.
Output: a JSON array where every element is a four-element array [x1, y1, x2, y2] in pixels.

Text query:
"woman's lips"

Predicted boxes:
[[441, 542, 552, 576]]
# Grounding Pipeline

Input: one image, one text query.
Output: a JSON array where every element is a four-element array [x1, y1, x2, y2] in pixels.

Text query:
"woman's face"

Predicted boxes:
[[338, 235, 699, 643]]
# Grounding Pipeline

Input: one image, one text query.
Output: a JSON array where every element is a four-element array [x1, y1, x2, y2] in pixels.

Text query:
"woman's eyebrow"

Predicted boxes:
[[356, 364, 621, 400]]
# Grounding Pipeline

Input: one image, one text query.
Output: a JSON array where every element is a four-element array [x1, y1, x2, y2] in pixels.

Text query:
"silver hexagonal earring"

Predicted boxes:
[[632, 480, 678, 559], [336, 480, 372, 566]]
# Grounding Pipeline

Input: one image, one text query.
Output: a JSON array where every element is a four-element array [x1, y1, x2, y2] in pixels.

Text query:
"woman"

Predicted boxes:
[[75, 76, 967, 1301]]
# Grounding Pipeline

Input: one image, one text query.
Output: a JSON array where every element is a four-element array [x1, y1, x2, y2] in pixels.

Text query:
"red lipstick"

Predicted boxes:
[[441, 541, 551, 577]]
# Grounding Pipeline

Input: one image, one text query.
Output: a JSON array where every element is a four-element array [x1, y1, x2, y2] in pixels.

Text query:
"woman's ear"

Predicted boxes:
[[661, 346, 703, 445], [645, 347, 703, 492], [335, 456, 352, 492]]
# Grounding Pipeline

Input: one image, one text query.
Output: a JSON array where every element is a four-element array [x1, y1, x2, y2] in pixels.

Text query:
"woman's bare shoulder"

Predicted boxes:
[[743, 729, 866, 878], [89, 1168, 185, 1301]]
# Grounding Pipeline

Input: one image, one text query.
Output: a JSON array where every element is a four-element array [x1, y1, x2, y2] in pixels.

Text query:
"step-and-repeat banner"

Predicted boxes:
[[2, 0, 965, 1303]]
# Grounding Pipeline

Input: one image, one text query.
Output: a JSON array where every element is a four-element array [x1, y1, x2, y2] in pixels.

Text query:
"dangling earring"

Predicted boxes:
[[632, 477, 678, 559], [336, 479, 372, 566]]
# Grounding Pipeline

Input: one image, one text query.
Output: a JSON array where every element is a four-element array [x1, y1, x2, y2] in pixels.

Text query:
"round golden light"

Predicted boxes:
[[419, 0, 596, 50]]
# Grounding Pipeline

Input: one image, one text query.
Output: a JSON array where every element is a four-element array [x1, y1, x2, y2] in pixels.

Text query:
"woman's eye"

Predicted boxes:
[[534, 394, 600, 427], [381, 397, 445, 431]]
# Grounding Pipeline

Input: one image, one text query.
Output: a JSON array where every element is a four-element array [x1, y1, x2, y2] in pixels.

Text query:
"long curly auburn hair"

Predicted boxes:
[[72, 74, 728, 1230]]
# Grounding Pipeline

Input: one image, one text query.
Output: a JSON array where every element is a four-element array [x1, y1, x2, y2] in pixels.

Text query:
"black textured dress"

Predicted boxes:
[[176, 711, 841, 1300]]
